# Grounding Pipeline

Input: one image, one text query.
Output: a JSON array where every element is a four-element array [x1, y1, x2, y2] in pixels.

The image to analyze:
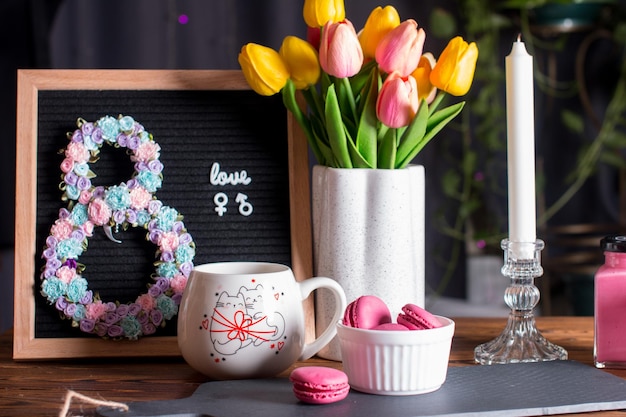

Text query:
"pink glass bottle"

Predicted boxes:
[[594, 235, 626, 368]]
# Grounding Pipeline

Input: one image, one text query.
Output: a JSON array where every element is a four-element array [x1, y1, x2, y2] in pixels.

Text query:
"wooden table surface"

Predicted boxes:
[[1, 316, 625, 416]]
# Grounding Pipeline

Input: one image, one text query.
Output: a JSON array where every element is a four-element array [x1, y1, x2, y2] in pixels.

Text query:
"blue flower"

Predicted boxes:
[[157, 206, 178, 231], [175, 244, 195, 264], [156, 295, 178, 320], [71, 204, 88, 226], [120, 316, 142, 339], [118, 116, 135, 132], [65, 185, 80, 200], [42, 278, 67, 302], [157, 261, 178, 278], [67, 277, 88, 302], [73, 304, 86, 320], [136, 171, 162, 192], [135, 210, 151, 227], [56, 238, 84, 259], [105, 185, 131, 211], [73, 163, 89, 176], [98, 116, 120, 141]]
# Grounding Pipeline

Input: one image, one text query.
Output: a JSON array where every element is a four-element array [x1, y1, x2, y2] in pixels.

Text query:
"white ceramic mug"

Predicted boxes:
[[177, 262, 346, 379]]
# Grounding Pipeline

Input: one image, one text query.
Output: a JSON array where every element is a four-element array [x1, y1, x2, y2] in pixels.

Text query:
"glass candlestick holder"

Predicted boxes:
[[474, 239, 568, 364]]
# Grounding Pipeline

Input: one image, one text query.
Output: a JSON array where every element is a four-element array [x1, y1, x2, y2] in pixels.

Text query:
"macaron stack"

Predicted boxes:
[[289, 366, 350, 404], [342, 295, 442, 331]]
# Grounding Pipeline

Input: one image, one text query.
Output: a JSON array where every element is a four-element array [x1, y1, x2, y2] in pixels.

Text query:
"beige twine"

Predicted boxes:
[[59, 390, 129, 417]]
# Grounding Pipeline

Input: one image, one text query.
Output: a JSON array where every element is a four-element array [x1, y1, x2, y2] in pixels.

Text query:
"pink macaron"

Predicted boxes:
[[397, 303, 442, 330], [289, 366, 350, 404], [343, 295, 392, 329]]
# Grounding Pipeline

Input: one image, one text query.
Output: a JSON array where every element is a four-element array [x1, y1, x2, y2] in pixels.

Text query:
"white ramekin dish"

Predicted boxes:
[[336, 316, 455, 395]]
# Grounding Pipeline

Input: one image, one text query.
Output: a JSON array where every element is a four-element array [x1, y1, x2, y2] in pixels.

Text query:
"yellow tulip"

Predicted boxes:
[[358, 6, 400, 59], [412, 52, 437, 104], [303, 0, 345, 28], [430, 36, 478, 96], [279, 36, 321, 89], [238, 43, 290, 96]]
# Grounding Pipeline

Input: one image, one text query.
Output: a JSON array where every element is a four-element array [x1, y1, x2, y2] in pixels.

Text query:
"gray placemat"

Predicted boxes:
[[97, 360, 626, 417]]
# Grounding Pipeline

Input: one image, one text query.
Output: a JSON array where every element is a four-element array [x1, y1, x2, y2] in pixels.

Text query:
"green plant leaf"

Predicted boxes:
[[395, 100, 429, 168], [346, 127, 373, 168], [355, 68, 379, 168], [281, 79, 323, 164], [378, 128, 397, 169], [325, 84, 352, 168], [560, 109, 584, 134], [396, 102, 465, 168]]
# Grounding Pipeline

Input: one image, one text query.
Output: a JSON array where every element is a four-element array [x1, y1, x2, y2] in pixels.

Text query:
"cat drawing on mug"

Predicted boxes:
[[208, 285, 285, 355]]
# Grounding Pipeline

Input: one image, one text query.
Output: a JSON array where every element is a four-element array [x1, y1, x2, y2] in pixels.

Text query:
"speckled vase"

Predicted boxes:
[[312, 165, 425, 360]]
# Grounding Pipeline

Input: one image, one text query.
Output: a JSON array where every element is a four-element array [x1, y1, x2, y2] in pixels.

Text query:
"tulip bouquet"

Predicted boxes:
[[238, 0, 478, 169]]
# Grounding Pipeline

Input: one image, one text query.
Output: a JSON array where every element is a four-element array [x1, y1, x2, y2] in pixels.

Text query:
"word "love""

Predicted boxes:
[[210, 162, 251, 186]]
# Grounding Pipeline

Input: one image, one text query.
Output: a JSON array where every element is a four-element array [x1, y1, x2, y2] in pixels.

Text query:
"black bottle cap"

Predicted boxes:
[[601, 235, 626, 252]]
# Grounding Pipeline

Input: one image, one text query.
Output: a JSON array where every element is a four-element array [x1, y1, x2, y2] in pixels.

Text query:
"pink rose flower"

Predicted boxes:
[[85, 300, 108, 320], [170, 274, 188, 294], [60, 158, 74, 174], [132, 142, 160, 163], [81, 221, 94, 237], [65, 142, 90, 164], [129, 186, 152, 210], [159, 232, 180, 252], [56, 265, 76, 284], [88, 198, 112, 226], [136, 294, 156, 311], [50, 219, 74, 240], [79, 190, 93, 205]]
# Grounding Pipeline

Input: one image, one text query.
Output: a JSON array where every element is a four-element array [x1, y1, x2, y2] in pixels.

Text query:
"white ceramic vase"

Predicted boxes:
[[312, 165, 426, 360]]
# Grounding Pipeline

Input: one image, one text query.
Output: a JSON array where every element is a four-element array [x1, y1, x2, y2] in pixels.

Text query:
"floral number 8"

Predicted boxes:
[[40, 115, 195, 340]]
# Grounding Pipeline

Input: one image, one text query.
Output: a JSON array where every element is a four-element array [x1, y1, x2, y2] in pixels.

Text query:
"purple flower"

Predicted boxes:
[[64, 303, 77, 317], [58, 208, 71, 220], [156, 277, 170, 291], [128, 303, 142, 316], [43, 248, 56, 260], [160, 251, 174, 262], [148, 200, 162, 215], [95, 322, 108, 337], [45, 236, 59, 249], [136, 311, 149, 324], [105, 311, 119, 325], [70, 229, 85, 242], [63, 259, 77, 269], [150, 309, 163, 326], [71, 130, 83, 143], [76, 176, 91, 191], [91, 127, 103, 144], [55, 297, 68, 311], [81, 122, 94, 136], [106, 302, 117, 312], [117, 133, 128, 147], [148, 285, 162, 298], [142, 323, 157, 335], [113, 210, 126, 224], [107, 325, 124, 338], [128, 135, 141, 150], [116, 304, 129, 317], [92, 187, 106, 199], [148, 160, 163, 174], [80, 290, 93, 304], [126, 209, 137, 224], [46, 258, 62, 270], [172, 293, 182, 305], [64, 171, 78, 186], [178, 233, 192, 246], [180, 262, 193, 277], [149, 229, 162, 245], [80, 319, 95, 333]]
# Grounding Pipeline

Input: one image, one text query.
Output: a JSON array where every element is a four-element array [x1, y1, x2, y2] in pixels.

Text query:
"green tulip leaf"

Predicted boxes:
[[282, 80, 324, 165], [396, 100, 429, 167], [346, 128, 373, 168], [355, 69, 379, 168], [325, 84, 353, 168], [378, 128, 397, 169], [396, 101, 465, 169]]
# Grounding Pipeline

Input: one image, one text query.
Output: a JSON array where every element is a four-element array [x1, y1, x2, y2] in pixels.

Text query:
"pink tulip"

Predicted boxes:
[[376, 72, 419, 128], [375, 19, 425, 77], [319, 19, 363, 78]]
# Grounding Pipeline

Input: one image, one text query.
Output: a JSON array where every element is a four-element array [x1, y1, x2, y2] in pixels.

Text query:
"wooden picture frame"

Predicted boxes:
[[13, 70, 312, 360]]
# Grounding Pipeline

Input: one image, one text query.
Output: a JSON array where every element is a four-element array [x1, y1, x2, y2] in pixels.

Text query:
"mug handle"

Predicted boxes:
[[297, 277, 347, 361]]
